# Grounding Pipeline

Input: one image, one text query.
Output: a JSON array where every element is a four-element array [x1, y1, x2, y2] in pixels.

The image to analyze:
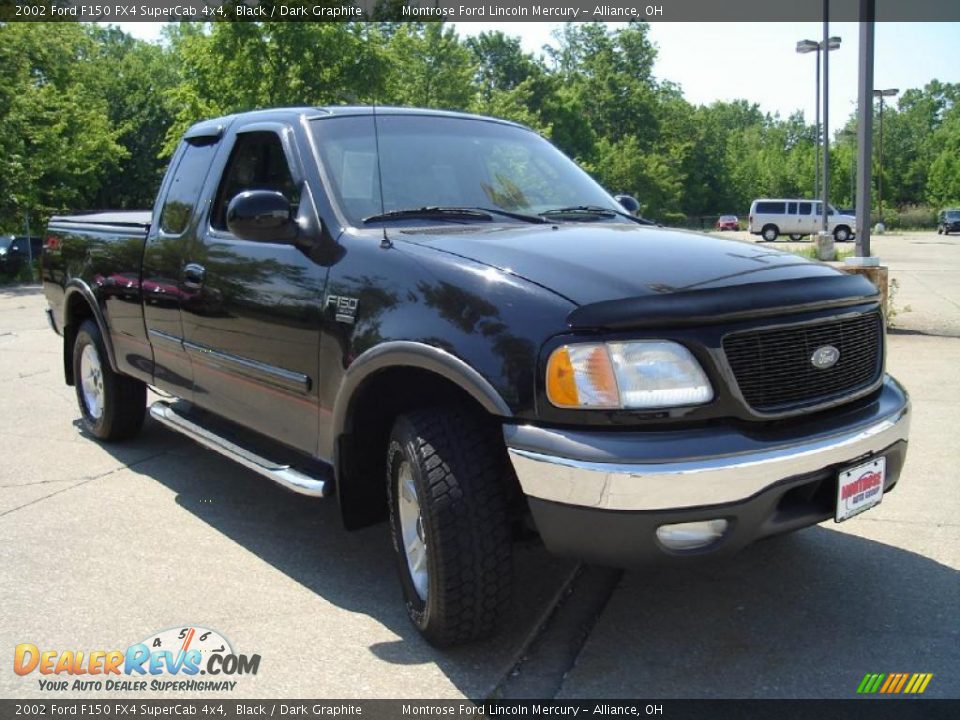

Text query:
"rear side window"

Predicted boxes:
[[211, 132, 298, 232], [787, 202, 797, 214], [756, 202, 786, 214], [159, 142, 217, 235]]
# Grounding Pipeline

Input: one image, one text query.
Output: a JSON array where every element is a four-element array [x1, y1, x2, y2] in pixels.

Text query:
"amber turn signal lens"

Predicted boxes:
[[546, 346, 579, 407], [546, 344, 620, 409]]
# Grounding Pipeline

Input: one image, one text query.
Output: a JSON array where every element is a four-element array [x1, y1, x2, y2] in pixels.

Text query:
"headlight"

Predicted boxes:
[[546, 341, 713, 409]]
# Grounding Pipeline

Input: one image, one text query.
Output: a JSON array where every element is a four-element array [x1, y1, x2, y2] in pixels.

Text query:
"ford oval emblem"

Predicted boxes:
[[811, 345, 840, 369]]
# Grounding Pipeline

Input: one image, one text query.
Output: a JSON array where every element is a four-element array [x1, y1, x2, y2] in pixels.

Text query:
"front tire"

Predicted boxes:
[[789, 233, 804, 241], [834, 226, 851, 243], [762, 225, 779, 242], [73, 320, 146, 441], [386, 406, 512, 647]]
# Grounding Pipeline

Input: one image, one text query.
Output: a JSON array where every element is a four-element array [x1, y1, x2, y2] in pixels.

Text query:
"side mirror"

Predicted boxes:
[[614, 194, 640, 215], [226, 190, 298, 243]]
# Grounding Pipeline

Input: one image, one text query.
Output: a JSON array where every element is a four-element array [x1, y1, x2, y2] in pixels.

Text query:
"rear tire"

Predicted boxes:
[[789, 233, 804, 241], [386, 406, 512, 647], [762, 225, 779, 242], [72, 320, 146, 441]]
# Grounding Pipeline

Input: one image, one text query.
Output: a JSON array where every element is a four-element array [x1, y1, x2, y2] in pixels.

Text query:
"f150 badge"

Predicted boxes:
[[326, 295, 359, 324]]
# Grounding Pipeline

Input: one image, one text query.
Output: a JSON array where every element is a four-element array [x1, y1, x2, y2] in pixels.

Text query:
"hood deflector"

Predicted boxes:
[[567, 274, 880, 330]]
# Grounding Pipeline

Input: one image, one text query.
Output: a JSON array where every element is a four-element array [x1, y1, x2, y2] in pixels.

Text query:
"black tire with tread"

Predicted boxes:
[[762, 225, 779, 242], [73, 319, 146, 441], [386, 406, 512, 647]]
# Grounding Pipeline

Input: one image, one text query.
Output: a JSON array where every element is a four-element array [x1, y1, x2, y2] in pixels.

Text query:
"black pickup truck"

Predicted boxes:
[[43, 107, 910, 646]]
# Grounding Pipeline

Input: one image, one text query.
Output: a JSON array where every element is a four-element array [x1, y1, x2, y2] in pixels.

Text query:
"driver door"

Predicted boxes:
[[179, 126, 327, 456]]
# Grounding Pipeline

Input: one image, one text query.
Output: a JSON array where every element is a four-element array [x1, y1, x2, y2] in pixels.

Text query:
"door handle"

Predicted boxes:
[[183, 263, 206, 290]]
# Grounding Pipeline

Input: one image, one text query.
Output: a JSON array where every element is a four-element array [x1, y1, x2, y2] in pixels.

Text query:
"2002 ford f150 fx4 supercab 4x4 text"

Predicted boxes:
[[42, 107, 910, 646]]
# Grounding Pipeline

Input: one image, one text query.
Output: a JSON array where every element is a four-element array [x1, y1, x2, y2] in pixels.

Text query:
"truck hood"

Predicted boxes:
[[393, 223, 844, 306]]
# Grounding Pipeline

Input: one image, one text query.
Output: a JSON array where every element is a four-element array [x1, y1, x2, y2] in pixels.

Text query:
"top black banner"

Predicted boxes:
[[2, 0, 959, 23]]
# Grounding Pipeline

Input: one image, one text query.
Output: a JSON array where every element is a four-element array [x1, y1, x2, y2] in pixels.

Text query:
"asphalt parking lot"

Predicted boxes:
[[1, 230, 957, 700]]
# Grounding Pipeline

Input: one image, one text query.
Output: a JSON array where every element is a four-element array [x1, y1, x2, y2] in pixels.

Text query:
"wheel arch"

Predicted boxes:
[[62, 280, 118, 386], [331, 342, 514, 530]]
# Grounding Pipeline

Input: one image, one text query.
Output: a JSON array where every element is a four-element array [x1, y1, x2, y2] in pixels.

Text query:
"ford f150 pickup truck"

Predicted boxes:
[[43, 107, 910, 647]]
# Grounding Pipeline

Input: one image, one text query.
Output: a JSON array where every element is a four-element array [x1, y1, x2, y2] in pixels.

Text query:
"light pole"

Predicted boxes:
[[796, 35, 841, 200], [873, 88, 899, 226]]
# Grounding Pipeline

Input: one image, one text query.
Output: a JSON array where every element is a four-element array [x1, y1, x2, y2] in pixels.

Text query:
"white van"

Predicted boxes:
[[748, 199, 855, 242]]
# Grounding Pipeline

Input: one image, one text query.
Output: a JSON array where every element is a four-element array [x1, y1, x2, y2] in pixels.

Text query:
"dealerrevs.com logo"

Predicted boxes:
[[13, 626, 260, 692]]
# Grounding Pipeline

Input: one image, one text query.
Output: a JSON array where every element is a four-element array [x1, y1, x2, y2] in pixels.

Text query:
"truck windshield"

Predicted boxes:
[[310, 114, 624, 227]]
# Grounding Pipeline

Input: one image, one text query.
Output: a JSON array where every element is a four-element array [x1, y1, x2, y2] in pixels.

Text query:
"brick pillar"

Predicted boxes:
[[843, 265, 889, 318]]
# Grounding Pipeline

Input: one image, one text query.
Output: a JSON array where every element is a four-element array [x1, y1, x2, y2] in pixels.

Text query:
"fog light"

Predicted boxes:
[[656, 519, 729, 551]]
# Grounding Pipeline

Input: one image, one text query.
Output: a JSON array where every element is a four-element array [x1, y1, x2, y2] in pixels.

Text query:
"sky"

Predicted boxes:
[[110, 21, 960, 129]]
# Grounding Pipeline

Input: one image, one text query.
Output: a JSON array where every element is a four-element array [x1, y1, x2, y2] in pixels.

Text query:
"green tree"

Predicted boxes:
[[88, 26, 180, 208], [0, 24, 124, 230], [383, 23, 476, 109]]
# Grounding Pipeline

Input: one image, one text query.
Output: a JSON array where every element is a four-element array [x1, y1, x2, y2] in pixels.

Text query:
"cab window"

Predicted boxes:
[[211, 132, 298, 233], [159, 142, 218, 236]]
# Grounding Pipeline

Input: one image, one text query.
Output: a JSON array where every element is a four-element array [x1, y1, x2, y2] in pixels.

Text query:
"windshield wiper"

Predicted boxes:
[[362, 206, 548, 225], [475, 206, 550, 224], [541, 205, 658, 225], [363, 207, 493, 224]]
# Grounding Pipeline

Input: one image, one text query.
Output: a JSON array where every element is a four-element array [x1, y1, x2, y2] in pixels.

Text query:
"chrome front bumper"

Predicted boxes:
[[506, 377, 910, 512]]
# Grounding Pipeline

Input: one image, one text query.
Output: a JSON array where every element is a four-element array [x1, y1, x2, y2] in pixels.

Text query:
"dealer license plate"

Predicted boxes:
[[836, 457, 886, 522]]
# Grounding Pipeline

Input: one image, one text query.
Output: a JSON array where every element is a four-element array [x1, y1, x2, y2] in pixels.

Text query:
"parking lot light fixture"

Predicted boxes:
[[796, 36, 842, 200]]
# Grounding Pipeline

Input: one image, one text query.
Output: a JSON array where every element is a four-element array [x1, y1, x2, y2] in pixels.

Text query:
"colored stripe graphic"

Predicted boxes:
[[879, 674, 895, 693], [857, 673, 933, 694], [857, 673, 885, 694], [893, 673, 909, 693], [905, 673, 934, 694]]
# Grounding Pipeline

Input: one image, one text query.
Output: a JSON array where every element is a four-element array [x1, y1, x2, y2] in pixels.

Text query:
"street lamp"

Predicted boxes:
[[796, 36, 841, 199], [873, 87, 899, 226]]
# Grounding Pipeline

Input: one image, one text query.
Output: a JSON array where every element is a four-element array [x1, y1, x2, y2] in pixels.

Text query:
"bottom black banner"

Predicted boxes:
[[1, 699, 957, 720]]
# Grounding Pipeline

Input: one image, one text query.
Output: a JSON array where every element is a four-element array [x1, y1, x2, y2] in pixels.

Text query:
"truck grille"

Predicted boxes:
[[723, 312, 883, 413]]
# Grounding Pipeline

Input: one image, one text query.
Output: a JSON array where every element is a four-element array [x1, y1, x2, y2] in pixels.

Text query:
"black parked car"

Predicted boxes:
[[0, 235, 43, 275], [938, 209, 960, 235]]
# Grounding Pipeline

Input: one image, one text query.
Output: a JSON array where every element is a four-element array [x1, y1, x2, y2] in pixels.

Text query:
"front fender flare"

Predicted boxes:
[[331, 341, 513, 444]]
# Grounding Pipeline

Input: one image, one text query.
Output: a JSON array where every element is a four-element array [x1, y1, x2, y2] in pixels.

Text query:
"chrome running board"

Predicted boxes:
[[149, 402, 329, 497]]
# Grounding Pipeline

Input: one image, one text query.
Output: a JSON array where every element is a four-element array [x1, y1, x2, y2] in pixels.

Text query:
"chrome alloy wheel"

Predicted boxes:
[[80, 344, 104, 420], [398, 460, 428, 602]]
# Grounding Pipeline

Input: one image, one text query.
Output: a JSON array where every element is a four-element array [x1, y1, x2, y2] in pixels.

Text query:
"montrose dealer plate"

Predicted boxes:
[[836, 457, 886, 522]]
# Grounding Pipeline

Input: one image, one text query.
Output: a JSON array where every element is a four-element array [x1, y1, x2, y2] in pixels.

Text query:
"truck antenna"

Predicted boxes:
[[372, 103, 391, 249]]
